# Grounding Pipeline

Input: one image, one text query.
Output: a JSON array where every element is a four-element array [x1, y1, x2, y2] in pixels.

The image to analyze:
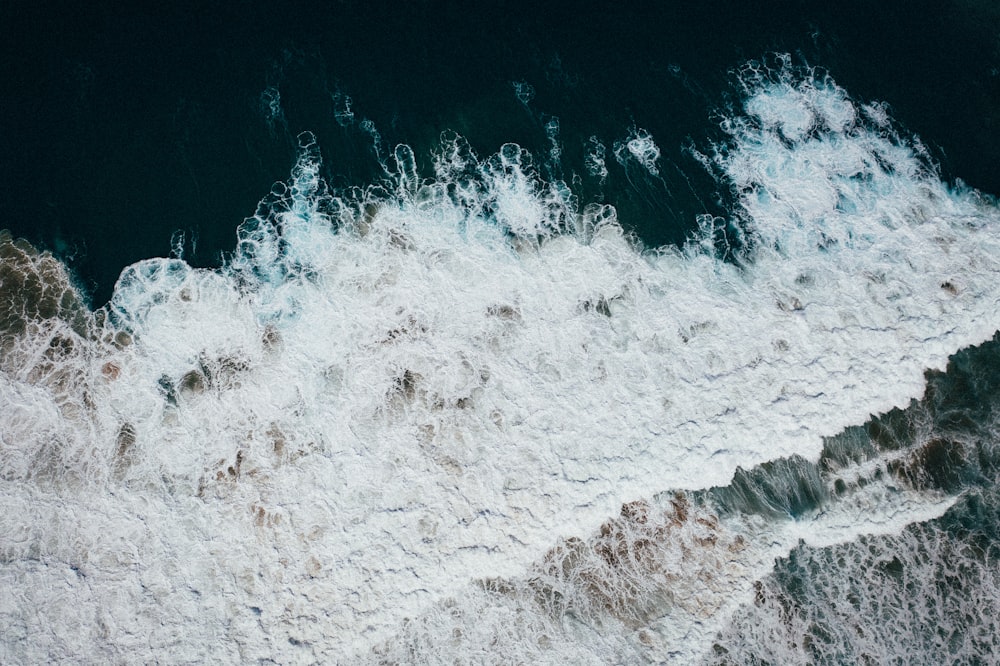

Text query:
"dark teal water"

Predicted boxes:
[[4, 1, 1000, 305], [710, 333, 1000, 663]]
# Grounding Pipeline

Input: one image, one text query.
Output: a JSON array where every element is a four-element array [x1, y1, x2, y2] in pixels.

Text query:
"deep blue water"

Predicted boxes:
[[4, 1, 1000, 305]]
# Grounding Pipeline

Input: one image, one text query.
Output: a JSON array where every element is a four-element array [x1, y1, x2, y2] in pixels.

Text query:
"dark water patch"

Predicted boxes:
[[702, 332, 1000, 527], [709, 456, 828, 520], [708, 332, 1000, 663], [0, 232, 90, 340], [0, 232, 93, 380], [710, 486, 1000, 665], [6, 2, 999, 304]]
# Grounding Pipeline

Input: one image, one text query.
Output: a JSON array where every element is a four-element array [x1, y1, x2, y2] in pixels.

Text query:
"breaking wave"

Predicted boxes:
[[3, 62, 1000, 663]]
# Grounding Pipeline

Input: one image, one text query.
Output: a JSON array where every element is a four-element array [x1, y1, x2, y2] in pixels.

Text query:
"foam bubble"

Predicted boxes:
[[712, 511, 1000, 664], [544, 116, 563, 171], [614, 126, 662, 176], [331, 88, 356, 127], [584, 135, 609, 185], [258, 85, 286, 136], [513, 80, 536, 107]]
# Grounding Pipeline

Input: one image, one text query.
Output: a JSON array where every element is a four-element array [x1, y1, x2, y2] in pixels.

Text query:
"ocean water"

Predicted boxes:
[[4, 3, 1000, 664]]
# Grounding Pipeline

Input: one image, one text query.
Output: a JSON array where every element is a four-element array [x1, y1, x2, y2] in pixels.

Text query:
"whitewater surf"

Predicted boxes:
[[3, 61, 1000, 663]]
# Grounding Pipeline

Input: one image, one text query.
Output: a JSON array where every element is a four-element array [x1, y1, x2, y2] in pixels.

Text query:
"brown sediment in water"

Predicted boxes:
[[0, 231, 91, 350], [0, 230, 99, 425]]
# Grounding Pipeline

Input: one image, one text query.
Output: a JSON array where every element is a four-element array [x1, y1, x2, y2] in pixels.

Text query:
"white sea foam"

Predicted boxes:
[[614, 126, 662, 176], [584, 135, 609, 185], [4, 65, 1000, 662], [368, 461, 959, 664], [713, 505, 1000, 663], [545, 116, 563, 170]]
